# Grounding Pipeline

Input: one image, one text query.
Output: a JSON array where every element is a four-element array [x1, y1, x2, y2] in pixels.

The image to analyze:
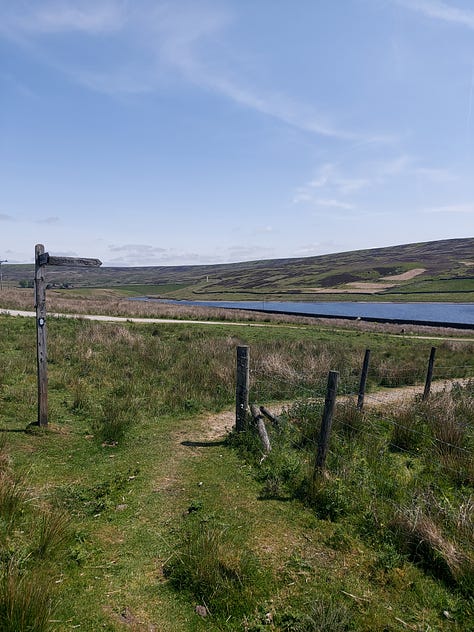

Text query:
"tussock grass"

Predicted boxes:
[[0, 564, 55, 632], [388, 403, 428, 453], [390, 509, 474, 590], [0, 442, 73, 631], [163, 514, 273, 625], [34, 509, 71, 560], [0, 471, 26, 530]]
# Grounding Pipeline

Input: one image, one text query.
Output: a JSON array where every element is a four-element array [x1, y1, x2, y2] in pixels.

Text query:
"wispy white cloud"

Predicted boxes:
[[105, 241, 277, 265], [108, 243, 167, 255], [293, 162, 372, 206], [414, 166, 456, 181], [0, 1, 389, 141], [35, 216, 60, 225], [294, 241, 343, 256], [313, 199, 355, 210], [293, 153, 458, 210], [421, 203, 474, 213], [395, 0, 474, 30], [1, 0, 126, 35], [0, 213, 16, 222]]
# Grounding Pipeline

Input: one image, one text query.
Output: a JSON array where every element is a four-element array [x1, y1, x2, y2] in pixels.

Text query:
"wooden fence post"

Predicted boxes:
[[357, 349, 371, 411], [423, 347, 436, 401], [235, 345, 249, 431], [314, 370, 339, 477], [35, 244, 48, 427]]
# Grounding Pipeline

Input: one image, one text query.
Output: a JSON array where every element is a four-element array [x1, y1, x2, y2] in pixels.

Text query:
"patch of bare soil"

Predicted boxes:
[[381, 268, 426, 281]]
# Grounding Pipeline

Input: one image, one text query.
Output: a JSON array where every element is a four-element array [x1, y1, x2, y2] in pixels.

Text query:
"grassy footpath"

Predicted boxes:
[[0, 315, 473, 630]]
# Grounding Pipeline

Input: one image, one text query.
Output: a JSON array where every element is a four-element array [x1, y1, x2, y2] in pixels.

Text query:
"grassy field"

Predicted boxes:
[[3, 238, 474, 302], [0, 310, 473, 630]]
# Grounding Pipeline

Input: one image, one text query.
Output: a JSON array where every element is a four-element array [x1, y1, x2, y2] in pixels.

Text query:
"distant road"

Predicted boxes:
[[0, 308, 295, 329], [2, 308, 474, 342]]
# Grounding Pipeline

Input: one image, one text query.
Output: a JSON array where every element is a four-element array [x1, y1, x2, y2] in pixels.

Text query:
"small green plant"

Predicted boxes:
[[308, 477, 351, 522], [163, 514, 272, 624], [92, 395, 135, 444], [388, 403, 427, 453], [333, 400, 365, 437], [272, 597, 354, 631]]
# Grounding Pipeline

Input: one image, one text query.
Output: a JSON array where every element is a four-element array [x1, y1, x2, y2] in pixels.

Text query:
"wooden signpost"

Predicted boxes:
[[34, 244, 102, 427]]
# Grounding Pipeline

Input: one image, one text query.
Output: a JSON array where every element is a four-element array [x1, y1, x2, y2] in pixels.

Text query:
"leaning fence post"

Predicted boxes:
[[235, 346, 249, 431], [422, 347, 436, 401], [357, 349, 371, 411], [314, 370, 339, 478], [250, 404, 271, 453]]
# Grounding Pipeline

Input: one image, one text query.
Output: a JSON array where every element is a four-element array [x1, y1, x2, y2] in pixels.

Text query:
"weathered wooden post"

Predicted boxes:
[[235, 345, 249, 431], [250, 404, 271, 453], [357, 349, 371, 411], [34, 244, 101, 427], [422, 346, 436, 401], [314, 370, 339, 478], [35, 245, 48, 426]]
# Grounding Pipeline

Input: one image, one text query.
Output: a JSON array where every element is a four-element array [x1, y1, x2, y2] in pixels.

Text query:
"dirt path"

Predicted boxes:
[[181, 377, 473, 444]]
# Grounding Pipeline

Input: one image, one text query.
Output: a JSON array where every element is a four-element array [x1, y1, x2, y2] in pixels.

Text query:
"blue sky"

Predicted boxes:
[[1, 0, 473, 266]]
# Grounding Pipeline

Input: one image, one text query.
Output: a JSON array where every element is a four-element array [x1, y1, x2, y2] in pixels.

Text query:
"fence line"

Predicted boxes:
[[235, 345, 474, 481]]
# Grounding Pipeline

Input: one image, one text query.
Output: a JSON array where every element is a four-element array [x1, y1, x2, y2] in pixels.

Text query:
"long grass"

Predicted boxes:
[[0, 564, 55, 632], [0, 313, 473, 629], [229, 382, 474, 607]]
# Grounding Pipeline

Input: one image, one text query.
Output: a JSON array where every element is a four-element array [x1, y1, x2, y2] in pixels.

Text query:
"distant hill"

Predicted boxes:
[[3, 237, 474, 301]]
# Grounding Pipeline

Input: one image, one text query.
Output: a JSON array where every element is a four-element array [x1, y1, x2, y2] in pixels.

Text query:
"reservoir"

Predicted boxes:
[[134, 299, 474, 328]]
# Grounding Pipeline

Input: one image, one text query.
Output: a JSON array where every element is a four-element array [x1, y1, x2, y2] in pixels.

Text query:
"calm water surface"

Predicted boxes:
[[134, 298, 474, 327]]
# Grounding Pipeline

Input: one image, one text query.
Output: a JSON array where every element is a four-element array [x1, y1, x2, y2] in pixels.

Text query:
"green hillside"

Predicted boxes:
[[3, 237, 474, 301]]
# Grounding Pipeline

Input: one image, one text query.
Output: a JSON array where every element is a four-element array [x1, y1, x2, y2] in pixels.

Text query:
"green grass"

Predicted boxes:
[[0, 314, 473, 630]]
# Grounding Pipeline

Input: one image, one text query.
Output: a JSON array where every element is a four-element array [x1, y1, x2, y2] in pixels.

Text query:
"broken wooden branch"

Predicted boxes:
[[259, 405, 280, 427], [250, 404, 271, 453]]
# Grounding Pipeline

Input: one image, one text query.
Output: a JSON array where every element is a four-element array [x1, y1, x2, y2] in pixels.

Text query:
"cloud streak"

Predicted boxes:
[[421, 203, 474, 213], [395, 0, 474, 30], [1, 0, 126, 35], [0, 213, 16, 222], [0, 1, 389, 141]]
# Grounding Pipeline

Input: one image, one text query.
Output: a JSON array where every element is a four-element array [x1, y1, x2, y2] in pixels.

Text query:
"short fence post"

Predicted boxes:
[[422, 347, 436, 401], [235, 346, 249, 431], [314, 370, 339, 478], [357, 349, 371, 411]]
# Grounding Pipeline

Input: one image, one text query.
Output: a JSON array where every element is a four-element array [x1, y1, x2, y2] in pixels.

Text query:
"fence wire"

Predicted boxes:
[[245, 355, 474, 481]]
